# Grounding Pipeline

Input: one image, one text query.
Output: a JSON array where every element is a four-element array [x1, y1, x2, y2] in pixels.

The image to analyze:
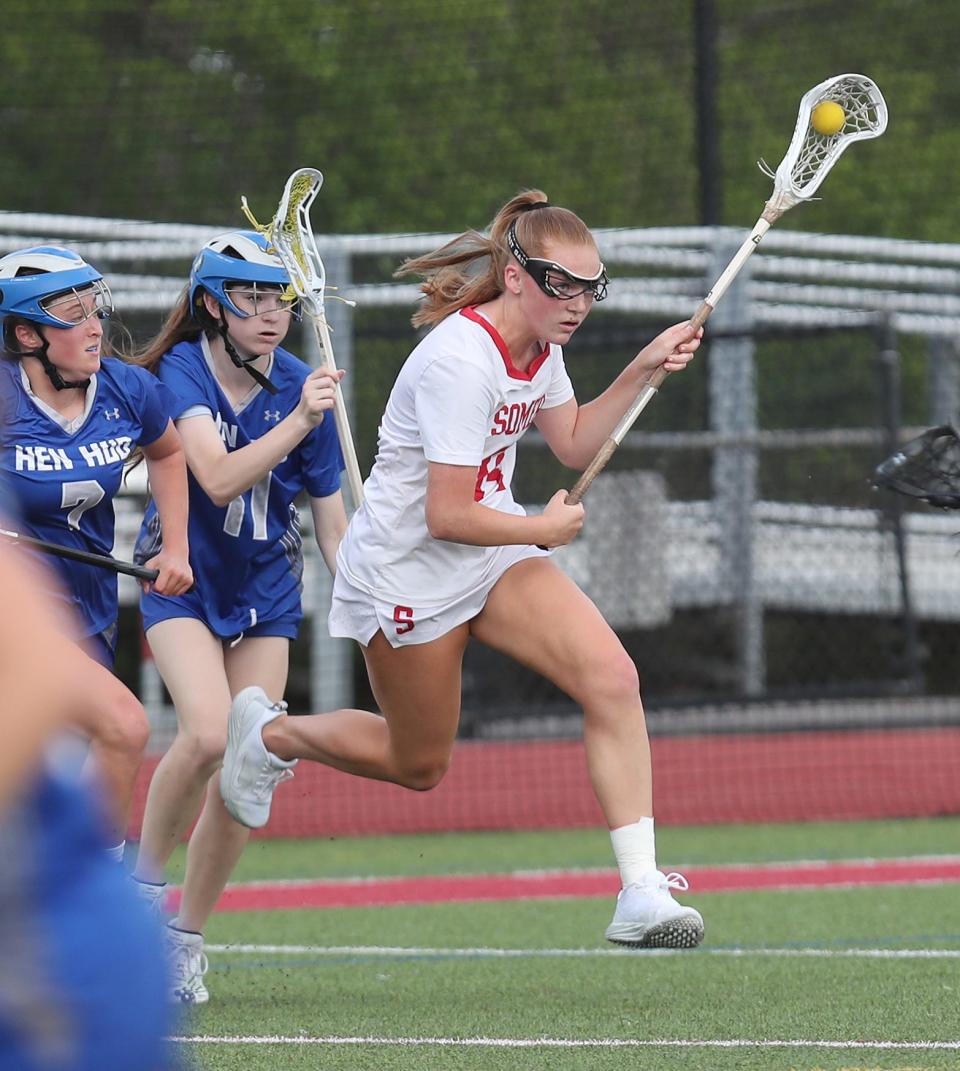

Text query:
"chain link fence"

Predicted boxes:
[[2, 212, 959, 747]]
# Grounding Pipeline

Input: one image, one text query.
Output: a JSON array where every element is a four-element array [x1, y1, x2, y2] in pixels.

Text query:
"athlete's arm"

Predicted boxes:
[[141, 421, 193, 595], [425, 463, 583, 549], [175, 368, 342, 507], [309, 490, 348, 575], [535, 322, 702, 469]]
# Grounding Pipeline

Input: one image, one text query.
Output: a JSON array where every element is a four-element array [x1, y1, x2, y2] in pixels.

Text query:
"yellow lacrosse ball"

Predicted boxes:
[[811, 101, 845, 136]]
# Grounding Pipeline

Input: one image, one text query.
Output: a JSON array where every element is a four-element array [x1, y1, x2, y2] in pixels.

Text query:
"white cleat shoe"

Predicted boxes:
[[220, 685, 296, 830], [604, 872, 705, 949], [167, 926, 209, 1005]]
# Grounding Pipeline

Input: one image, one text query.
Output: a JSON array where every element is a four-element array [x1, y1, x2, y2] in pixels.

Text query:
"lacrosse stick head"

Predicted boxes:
[[266, 167, 326, 309], [764, 73, 887, 217], [873, 425, 960, 509]]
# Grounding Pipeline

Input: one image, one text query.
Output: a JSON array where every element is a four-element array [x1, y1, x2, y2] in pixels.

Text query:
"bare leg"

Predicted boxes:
[[471, 557, 651, 827], [70, 649, 150, 845], [266, 559, 648, 825], [175, 636, 289, 932], [264, 624, 470, 790], [132, 619, 233, 882]]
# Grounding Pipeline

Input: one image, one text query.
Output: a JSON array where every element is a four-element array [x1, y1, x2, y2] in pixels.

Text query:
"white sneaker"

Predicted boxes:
[[167, 926, 209, 1005], [220, 686, 296, 829], [132, 878, 168, 920], [604, 872, 705, 948]]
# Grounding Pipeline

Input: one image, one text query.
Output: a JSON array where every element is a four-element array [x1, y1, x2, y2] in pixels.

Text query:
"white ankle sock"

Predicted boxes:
[[132, 877, 166, 900], [104, 840, 126, 865], [610, 817, 657, 887], [168, 921, 202, 942]]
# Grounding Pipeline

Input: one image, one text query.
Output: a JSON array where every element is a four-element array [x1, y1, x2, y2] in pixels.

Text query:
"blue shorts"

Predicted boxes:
[[141, 585, 300, 642], [79, 627, 117, 670]]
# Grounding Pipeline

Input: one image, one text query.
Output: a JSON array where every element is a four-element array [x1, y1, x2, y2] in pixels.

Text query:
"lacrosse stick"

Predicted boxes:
[[0, 527, 160, 581], [873, 425, 960, 509], [243, 169, 364, 507], [567, 72, 888, 505]]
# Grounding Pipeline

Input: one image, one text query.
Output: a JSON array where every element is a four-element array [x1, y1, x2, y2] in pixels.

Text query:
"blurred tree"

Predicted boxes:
[[10, 0, 954, 239]]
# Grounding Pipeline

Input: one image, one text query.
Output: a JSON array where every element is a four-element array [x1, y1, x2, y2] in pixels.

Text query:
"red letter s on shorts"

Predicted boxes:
[[393, 606, 415, 635]]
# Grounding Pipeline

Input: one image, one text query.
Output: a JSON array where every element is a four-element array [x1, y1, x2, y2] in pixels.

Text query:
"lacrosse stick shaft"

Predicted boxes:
[[563, 73, 886, 508], [0, 527, 160, 581], [565, 215, 776, 506], [310, 313, 365, 506]]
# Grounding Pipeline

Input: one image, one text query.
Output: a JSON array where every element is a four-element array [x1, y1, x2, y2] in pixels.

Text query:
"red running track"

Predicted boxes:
[[166, 857, 960, 913], [130, 726, 960, 839]]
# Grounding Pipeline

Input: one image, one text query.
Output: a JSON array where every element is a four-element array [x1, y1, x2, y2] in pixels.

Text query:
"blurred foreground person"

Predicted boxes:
[[0, 542, 176, 1070]]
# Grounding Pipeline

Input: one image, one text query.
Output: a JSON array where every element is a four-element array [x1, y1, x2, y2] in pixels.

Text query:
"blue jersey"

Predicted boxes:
[[0, 358, 172, 639], [138, 337, 343, 637]]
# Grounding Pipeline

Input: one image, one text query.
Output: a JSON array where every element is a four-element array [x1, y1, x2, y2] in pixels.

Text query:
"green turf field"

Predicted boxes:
[[170, 817, 960, 1070]]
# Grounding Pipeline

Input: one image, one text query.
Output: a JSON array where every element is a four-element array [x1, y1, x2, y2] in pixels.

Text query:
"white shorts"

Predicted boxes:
[[328, 542, 552, 648]]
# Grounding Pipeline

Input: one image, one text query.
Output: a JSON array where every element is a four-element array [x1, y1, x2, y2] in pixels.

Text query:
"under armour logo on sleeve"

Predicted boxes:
[[103, 408, 120, 420], [264, 410, 281, 422]]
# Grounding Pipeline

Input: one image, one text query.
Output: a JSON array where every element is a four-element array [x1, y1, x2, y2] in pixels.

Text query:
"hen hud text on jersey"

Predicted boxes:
[[14, 437, 134, 471]]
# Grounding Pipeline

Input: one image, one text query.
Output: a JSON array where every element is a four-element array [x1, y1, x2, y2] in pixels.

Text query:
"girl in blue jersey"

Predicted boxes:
[[130, 231, 346, 1003], [0, 247, 193, 864]]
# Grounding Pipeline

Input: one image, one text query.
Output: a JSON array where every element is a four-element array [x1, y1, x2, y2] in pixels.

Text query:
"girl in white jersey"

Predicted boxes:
[[220, 190, 705, 948]]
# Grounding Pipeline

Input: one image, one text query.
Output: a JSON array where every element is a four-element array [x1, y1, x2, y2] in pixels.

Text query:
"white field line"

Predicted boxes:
[[205, 942, 960, 959], [174, 1035, 960, 1050]]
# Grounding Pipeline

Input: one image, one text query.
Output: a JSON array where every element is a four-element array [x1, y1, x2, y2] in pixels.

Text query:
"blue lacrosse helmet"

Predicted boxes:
[[189, 230, 294, 319], [0, 246, 110, 328]]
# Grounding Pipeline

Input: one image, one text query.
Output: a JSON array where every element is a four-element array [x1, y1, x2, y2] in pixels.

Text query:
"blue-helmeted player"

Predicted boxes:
[[0, 247, 193, 865], [129, 231, 346, 1003]]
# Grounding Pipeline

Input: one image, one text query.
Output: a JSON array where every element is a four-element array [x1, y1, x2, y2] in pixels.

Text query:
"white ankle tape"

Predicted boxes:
[[610, 817, 657, 887]]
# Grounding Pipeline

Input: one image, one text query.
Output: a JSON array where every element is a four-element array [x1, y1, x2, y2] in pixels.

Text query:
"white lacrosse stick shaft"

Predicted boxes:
[[567, 73, 887, 505], [267, 169, 365, 507], [308, 304, 365, 508]]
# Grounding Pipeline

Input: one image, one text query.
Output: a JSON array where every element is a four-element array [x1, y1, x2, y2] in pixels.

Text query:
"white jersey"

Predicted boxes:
[[338, 306, 574, 605]]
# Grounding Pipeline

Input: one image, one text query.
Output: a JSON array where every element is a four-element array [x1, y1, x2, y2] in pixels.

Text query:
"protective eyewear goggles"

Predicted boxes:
[[223, 282, 299, 318], [40, 279, 114, 326], [507, 221, 608, 302]]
